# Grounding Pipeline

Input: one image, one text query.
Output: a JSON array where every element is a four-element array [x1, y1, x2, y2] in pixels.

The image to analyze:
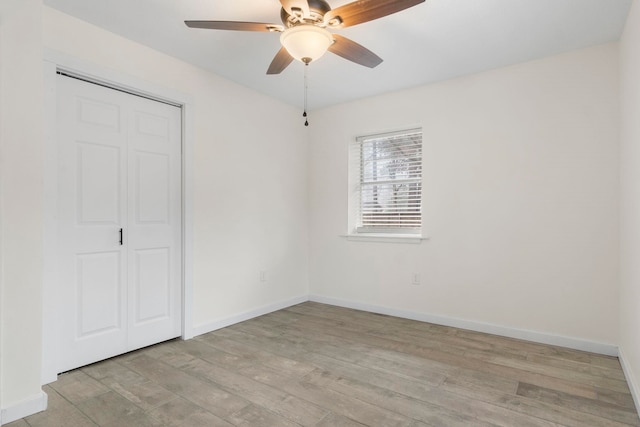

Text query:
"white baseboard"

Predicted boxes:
[[191, 294, 309, 338], [309, 294, 618, 356], [618, 346, 640, 414], [179, 291, 620, 358], [0, 390, 47, 425]]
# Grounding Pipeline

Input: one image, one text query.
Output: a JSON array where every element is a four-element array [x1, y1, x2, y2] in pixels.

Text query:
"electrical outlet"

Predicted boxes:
[[259, 270, 267, 282], [411, 273, 420, 285]]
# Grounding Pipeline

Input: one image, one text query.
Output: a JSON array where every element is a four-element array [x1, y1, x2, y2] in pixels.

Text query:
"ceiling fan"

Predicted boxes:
[[185, 0, 426, 74]]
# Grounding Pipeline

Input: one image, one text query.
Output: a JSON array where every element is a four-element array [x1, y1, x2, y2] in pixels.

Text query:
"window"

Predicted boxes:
[[350, 128, 423, 235]]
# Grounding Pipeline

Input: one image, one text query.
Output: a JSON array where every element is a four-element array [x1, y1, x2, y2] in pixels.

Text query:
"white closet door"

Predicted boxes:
[[56, 75, 181, 373], [126, 93, 182, 349]]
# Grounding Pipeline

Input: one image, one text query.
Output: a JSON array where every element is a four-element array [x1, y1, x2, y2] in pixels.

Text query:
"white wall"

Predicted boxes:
[[42, 6, 310, 333], [1, 12, 3, 417], [308, 44, 620, 349], [619, 0, 640, 409], [0, 0, 46, 420], [0, 19, 3, 419]]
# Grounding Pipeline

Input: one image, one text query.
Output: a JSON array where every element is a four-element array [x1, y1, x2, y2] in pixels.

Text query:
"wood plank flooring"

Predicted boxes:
[[8, 302, 639, 426]]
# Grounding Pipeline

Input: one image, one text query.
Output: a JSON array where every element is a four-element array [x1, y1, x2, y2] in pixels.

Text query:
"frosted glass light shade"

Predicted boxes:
[[280, 25, 334, 63]]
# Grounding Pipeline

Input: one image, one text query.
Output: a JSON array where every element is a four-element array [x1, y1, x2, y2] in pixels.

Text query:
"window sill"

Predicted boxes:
[[341, 234, 428, 244]]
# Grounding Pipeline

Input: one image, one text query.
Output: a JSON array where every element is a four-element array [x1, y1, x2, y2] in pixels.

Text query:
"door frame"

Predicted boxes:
[[42, 49, 195, 384]]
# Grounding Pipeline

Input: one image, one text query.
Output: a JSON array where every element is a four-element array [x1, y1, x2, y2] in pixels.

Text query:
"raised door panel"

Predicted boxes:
[[133, 247, 171, 324], [135, 111, 170, 141], [135, 152, 170, 225], [76, 252, 122, 337], [76, 142, 121, 225], [77, 97, 120, 130]]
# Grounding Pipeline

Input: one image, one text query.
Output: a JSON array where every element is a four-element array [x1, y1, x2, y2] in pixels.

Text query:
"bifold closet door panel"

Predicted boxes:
[[56, 75, 129, 372], [126, 93, 182, 350]]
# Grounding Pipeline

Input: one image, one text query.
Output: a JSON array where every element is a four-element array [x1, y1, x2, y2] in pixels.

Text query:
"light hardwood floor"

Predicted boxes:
[[8, 302, 640, 426]]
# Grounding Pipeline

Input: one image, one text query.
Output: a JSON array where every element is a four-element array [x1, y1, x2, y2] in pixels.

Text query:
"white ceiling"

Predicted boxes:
[[43, 0, 632, 109]]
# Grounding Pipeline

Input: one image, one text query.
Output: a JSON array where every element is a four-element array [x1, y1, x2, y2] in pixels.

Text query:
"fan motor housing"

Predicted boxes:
[[281, 0, 332, 27]]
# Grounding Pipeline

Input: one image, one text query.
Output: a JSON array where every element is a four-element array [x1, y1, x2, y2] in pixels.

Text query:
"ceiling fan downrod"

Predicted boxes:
[[303, 62, 309, 126]]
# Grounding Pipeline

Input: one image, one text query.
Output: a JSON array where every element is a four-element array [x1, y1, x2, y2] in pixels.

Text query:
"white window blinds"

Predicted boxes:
[[352, 129, 422, 233]]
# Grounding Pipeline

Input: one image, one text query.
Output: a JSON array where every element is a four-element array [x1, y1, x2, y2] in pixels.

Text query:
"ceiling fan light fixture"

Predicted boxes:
[[280, 25, 334, 63]]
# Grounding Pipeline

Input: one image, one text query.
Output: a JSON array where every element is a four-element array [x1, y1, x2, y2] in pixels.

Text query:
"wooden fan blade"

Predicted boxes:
[[267, 47, 295, 74], [279, 0, 310, 17], [324, 0, 424, 28], [328, 34, 383, 68], [185, 21, 283, 32]]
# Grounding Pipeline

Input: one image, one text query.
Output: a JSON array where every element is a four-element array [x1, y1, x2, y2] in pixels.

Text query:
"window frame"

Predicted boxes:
[[349, 128, 424, 238]]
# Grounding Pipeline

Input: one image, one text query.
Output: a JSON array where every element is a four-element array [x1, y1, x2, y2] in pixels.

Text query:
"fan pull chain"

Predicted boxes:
[[303, 62, 309, 126]]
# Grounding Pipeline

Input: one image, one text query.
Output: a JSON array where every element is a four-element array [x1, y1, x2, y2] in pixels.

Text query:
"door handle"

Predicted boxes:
[[119, 228, 123, 245]]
